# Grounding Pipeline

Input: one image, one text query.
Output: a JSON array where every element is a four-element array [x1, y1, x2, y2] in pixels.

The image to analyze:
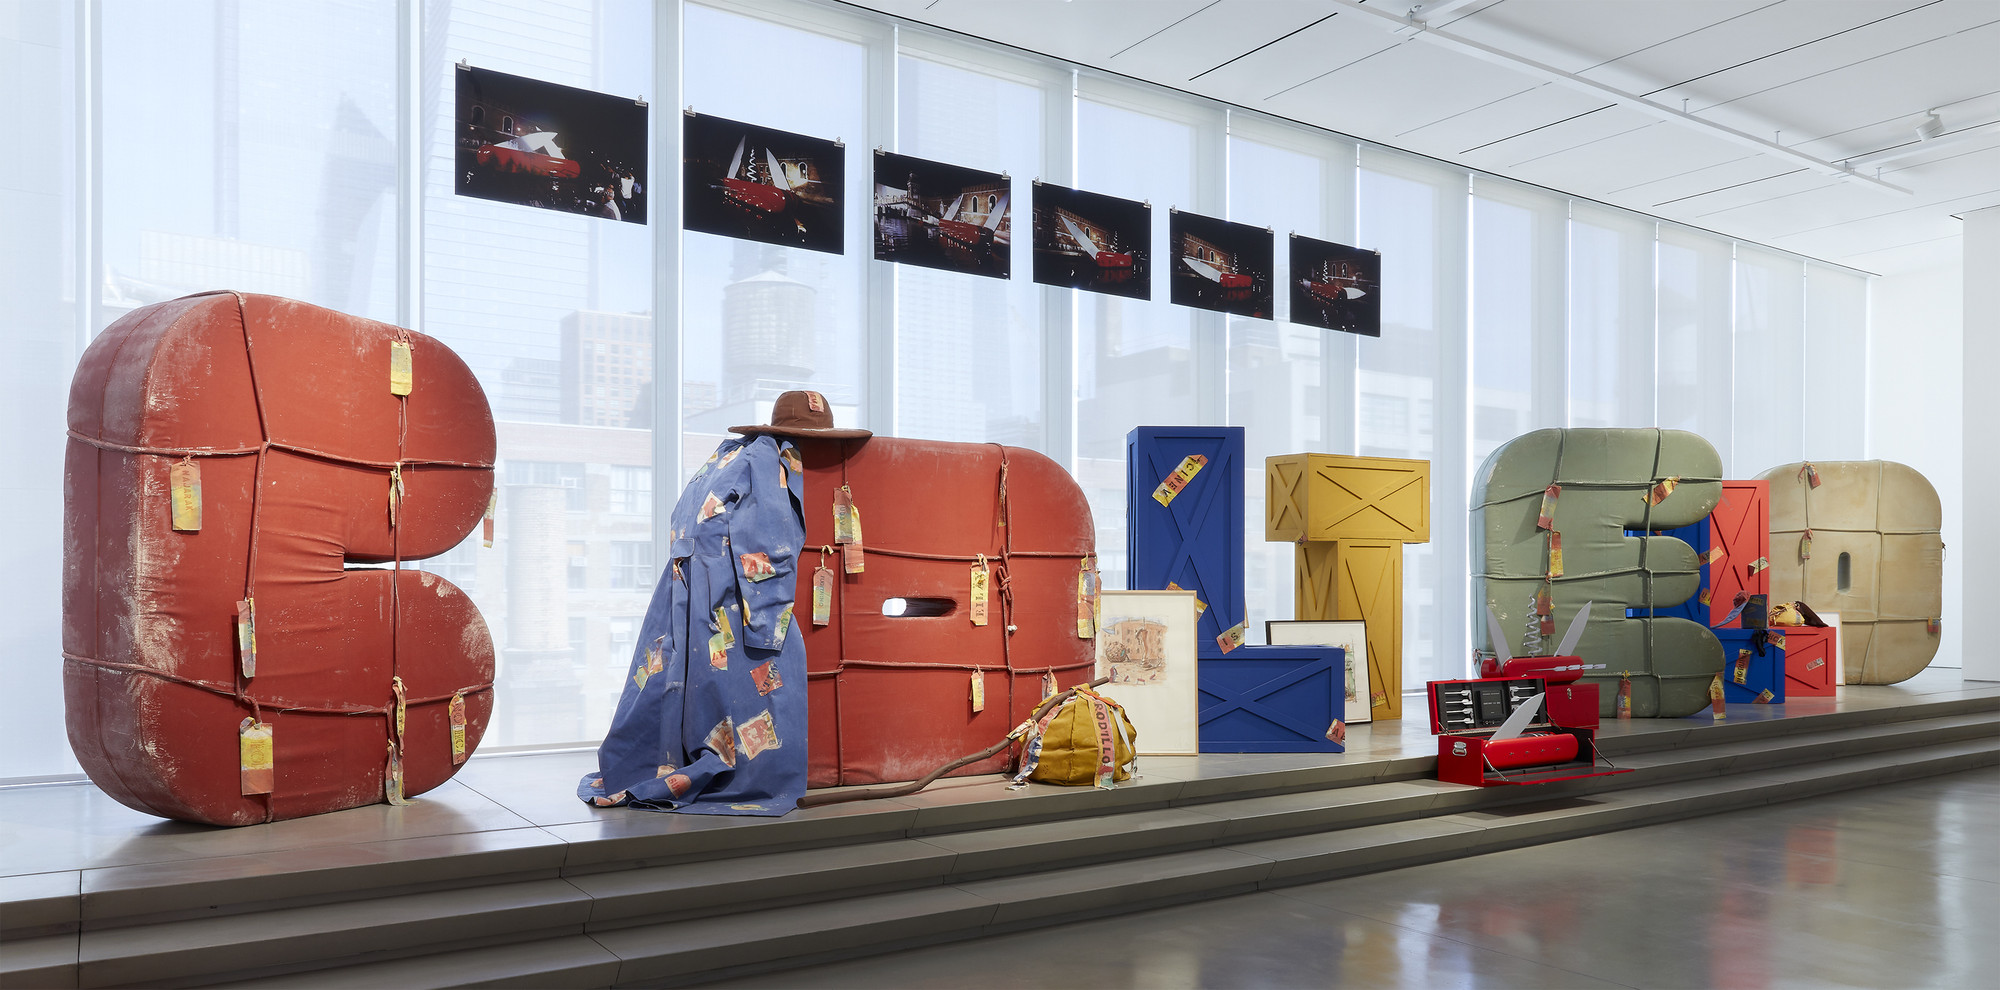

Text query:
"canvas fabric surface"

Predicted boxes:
[[579, 435, 807, 815]]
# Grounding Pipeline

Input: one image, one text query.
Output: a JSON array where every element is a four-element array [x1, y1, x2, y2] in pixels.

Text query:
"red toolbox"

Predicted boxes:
[[794, 437, 1098, 787], [1428, 677, 1630, 788], [1779, 627, 1837, 697]]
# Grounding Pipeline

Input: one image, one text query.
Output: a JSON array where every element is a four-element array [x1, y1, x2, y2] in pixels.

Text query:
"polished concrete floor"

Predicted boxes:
[[702, 765, 2000, 990]]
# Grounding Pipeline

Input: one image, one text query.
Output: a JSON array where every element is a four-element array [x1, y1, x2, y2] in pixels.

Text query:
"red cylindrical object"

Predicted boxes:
[[1483, 733, 1579, 769]]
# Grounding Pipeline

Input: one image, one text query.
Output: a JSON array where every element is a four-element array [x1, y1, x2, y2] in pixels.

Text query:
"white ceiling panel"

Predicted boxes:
[[839, 0, 2000, 271], [1264, 38, 1550, 139], [1591, 0, 1923, 93], [1446, 0, 1770, 76], [1105, 1, 1335, 83], [1391, 82, 1611, 152]]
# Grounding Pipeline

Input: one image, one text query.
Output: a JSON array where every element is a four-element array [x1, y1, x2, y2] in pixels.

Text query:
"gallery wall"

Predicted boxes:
[[1, 0, 1901, 782]]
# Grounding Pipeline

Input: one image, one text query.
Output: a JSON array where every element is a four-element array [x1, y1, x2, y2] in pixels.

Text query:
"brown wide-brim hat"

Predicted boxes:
[[729, 389, 872, 440]]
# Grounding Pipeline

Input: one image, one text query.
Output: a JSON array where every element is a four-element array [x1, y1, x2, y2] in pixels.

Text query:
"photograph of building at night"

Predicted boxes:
[[873, 151, 1010, 278]]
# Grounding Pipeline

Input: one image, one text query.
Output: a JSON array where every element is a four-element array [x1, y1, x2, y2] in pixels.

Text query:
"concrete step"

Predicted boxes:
[[119, 716, 1994, 989]]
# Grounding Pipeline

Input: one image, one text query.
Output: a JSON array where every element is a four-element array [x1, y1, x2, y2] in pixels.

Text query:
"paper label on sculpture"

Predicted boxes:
[[391, 676, 407, 740], [1537, 484, 1559, 531], [706, 718, 738, 767], [1710, 674, 1726, 719], [235, 598, 257, 679], [239, 718, 273, 795], [1151, 454, 1207, 507], [1216, 621, 1246, 654], [1734, 649, 1752, 684], [1076, 562, 1096, 638], [648, 638, 665, 674], [970, 563, 990, 626], [1326, 720, 1347, 745], [812, 566, 833, 625], [714, 606, 735, 650], [482, 490, 497, 547], [170, 460, 202, 532], [842, 536, 865, 575], [1702, 546, 1726, 566], [1801, 462, 1821, 488], [740, 551, 776, 583], [738, 710, 781, 761], [971, 670, 985, 712], [700, 492, 726, 522], [1799, 530, 1813, 562], [1643, 476, 1681, 506], [632, 661, 650, 690], [384, 743, 408, 805], [1755, 689, 1775, 704], [1748, 556, 1770, 575], [708, 632, 729, 671], [387, 466, 404, 528], [1043, 670, 1059, 699], [1807, 657, 1825, 671], [449, 693, 467, 764], [833, 486, 857, 543], [1166, 582, 1207, 616], [1771, 633, 1787, 651], [1700, 587, 1713, 606], [1547, 531, 1565, 578], [1616, 675, 1633, 719], [752, 660, 783, 696], [389, 340, 413, 396], [775, 605, 793, 643]]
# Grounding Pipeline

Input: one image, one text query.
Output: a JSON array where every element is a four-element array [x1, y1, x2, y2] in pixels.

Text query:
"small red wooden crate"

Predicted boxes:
[[1779, 626, 1837, 697]]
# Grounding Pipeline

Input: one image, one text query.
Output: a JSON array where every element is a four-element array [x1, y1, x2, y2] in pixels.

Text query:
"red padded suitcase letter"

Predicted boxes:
[[63, 292, 497, 825]]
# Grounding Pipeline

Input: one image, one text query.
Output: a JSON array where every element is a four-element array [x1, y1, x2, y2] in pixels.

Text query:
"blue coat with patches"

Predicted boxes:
[[579, 434, 806, 816]]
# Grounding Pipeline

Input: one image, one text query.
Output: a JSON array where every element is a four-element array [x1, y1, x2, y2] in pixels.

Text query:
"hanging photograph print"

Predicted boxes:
[[454, 64, 647, 223], [1290, 234, 1381, 337], [873, 151, 1010, 279], [1169, 210, 1273, 319], [1032, 182, 1150, 299], [683, 110, 844, 255]]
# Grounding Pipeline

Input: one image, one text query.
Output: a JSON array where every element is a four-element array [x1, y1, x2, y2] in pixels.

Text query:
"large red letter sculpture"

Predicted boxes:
[[64, 293, 497, 825]]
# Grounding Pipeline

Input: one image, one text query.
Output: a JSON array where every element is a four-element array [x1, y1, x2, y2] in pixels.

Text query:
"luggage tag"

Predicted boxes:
[[235, 598, 258, 679], [389, 339, 413, 396], [1075, 558, 1095, 639], [384, 740, 409, 805], [1734, 648, 1752, 685], [1800, 462, 1821, 489], [1536, 585, 1555, 638], [1709, 673, 1726, 720], [812, 547, 834, 626], [1151, 454, 1207, 507], [1799, 529, 1813, 563], [170, 458, 202, 532], [1755, 689, 1776, 704], [1042, 669, 1058, 699], [970, 668, 985, 713], [388, 465, 404, 528], [833, 485, 857, 543], [449, 692, 468, 764], [239, 718, 274, 796], [970, 556, 990, 627], [391, 675, 407, 742], [1747, 556, 1770, 575], [1168, 576, 1208, 616], [1616, 672, 1633, 719], [482, 491, 497, 548], [1643, 475, 1680, 506], [1215, 621, 1246, 654], [1547, 531, 1564, 579], [1537, 484, 1559, 531], [843, 504, 866, 574]]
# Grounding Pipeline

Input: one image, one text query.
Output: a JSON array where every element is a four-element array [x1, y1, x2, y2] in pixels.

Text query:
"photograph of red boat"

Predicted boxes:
[[873, 151, 1010, 279], [1031, 182, 1149, 299], [1169, 210, 1272, 319], [1290, 234, 1381, 336], [454, 64, 647, 224], [683, 111, 843, 255]]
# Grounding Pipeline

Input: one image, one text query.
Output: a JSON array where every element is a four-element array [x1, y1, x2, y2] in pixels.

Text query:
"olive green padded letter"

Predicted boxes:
[[1472, 429, 1724, 717]]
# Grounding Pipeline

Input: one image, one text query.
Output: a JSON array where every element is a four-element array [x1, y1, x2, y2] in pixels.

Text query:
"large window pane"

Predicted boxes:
[[2, 1, 80, 779], [1804, 264, 1868, 459], [424, 0, 655, 748], [1227, 132, 1331, 637], [102, 0, 400, 324], [1657, 227, 1734, 462], [1733, 247, 1805, 476], [894, 53, 1044, 447], [1074, 92, 1203, 587], [1569, 205, 1656, 428], [682, 3, 867, 471], [1470, 183, 1565, 465], [1357, 155, 1460, 687]]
